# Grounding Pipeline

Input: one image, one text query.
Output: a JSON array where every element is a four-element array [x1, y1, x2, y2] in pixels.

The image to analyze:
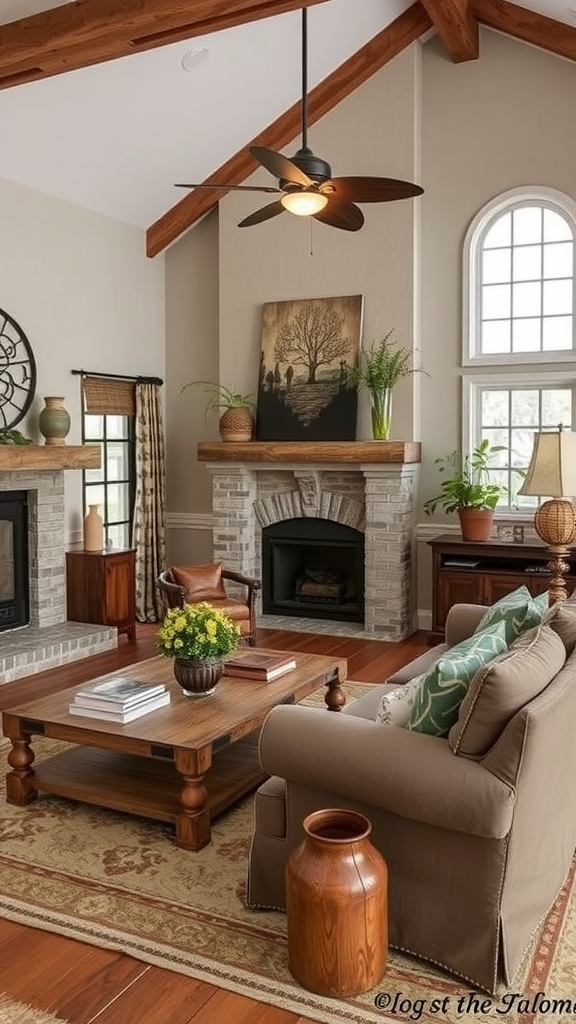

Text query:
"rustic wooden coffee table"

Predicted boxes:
[[2, 649, 347, 851]]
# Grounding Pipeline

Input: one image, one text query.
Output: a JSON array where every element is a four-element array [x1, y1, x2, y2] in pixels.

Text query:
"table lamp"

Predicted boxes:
[[518, 427, 576, 603]]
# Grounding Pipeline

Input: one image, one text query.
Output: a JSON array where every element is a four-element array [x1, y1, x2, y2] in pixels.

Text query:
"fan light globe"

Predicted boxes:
[[281, 190, 328, 216]]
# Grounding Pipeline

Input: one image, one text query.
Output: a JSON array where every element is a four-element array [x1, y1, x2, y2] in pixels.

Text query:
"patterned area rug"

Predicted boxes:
[[0, 683, 575, 1024], [0, 994, 70, 1024]]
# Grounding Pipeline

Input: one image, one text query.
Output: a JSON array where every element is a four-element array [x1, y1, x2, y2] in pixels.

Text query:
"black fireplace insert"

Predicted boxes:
[[262, 517, 364, 622], [0, 490, 29, 631]]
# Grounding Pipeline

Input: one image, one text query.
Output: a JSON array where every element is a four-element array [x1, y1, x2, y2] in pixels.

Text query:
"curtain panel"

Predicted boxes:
[[132, 382, 166, 622]]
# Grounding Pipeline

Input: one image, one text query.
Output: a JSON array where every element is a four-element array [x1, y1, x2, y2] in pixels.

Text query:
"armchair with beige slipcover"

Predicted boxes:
[[157, 562, 261, 645], [246, 600, 576, 994]]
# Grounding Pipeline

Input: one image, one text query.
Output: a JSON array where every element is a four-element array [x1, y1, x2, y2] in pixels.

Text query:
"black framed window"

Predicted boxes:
[[81, 377, 136, 549]]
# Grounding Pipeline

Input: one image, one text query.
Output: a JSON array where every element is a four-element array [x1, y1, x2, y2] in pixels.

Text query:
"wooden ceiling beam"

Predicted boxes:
[[146, 2, 433, 257], [0, 0, 331, 90], [473, 0, 576, 62], [420, 0, 479, 62]]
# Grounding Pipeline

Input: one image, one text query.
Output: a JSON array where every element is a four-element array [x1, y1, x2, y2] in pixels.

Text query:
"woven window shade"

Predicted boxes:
[[82, 377, 136, 417]]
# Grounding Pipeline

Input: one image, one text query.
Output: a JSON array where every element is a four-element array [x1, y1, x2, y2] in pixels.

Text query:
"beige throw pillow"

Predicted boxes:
[[375, 676, 424, 728], [449, 624, 566, 758], [543, 598, 576, 656]]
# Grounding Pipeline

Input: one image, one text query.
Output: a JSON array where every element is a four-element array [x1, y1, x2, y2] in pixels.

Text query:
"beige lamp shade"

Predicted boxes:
[[518, 430, 576, 499], [519, 430, 576, 603]]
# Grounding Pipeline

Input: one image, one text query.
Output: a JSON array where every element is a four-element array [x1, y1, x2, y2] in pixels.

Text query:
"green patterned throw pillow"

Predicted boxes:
[[407, 621, 508, 738], [473, 585, 549, 645]]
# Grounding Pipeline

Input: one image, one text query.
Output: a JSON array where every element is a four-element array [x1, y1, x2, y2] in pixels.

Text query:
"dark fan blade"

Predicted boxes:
[[175, 183, 280, 193], [325, 176, 424, 203], [238, 199, 286, 228], [312, 200, 364, 232], [250, 146, 312, 188]]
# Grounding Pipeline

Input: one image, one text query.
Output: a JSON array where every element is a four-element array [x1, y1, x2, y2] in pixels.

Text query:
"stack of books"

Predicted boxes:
[[223, 650, 297, 682], [69, 676, 171, 723]]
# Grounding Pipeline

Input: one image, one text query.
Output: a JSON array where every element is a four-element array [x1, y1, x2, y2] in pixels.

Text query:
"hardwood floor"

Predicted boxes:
[[0, 623, 430, 1024]]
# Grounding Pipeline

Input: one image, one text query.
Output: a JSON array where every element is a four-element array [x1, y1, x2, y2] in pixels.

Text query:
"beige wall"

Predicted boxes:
[[0, 177, 165, 542], [417, 28, 576, 621], [218, 42, 421, 447], [164, 27, 576, 624], [165, 209, 219, 565]]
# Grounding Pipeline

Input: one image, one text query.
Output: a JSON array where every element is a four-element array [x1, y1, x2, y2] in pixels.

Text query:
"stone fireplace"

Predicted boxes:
[[0, 446, 117, 684], [197, 441, 421, 641]]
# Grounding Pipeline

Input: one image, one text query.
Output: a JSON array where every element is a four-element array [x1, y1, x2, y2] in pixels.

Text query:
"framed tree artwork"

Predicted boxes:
[[256, 294, 363, 441]]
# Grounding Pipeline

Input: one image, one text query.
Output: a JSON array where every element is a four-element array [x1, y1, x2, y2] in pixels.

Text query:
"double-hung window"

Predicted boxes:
[[463, 186, 576, 510]]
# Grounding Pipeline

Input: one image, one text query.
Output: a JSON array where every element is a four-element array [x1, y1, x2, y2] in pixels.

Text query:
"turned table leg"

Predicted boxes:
[[324, 671, 347, 712], [174, 769, 211, 850], [6, 735, 38, 805]]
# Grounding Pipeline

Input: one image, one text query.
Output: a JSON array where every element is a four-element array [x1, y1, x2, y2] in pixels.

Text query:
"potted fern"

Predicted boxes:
[[180, 381, 256, 442], [423, 440, 507, 541], [344, 330, 426, 440]]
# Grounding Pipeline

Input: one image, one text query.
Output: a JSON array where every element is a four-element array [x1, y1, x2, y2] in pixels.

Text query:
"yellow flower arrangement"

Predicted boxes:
[[156, 602, 240, 661]]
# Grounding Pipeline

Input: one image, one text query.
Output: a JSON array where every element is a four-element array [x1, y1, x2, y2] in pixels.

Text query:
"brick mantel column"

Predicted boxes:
[[362, 464, 419, 640], [204, 464, 258, 580]]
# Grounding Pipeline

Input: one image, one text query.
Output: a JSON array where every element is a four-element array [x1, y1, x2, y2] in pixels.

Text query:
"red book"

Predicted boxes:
[[223, 651, 297, 681]]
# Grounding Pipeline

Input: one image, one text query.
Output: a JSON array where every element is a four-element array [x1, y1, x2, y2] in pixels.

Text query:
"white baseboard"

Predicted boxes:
[[167, 512, 213, 531]]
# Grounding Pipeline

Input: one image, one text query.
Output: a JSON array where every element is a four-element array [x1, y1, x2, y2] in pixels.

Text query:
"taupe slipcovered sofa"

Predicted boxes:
[[246, 601, 576, 994]]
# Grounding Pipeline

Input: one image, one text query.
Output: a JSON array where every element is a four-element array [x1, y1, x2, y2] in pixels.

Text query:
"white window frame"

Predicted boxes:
[[463, 371, 576, 512], [463, 185, 576, 367]]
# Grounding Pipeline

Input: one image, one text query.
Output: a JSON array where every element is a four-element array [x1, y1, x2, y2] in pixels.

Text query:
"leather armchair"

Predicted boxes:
[[157, 564, 261, 645]]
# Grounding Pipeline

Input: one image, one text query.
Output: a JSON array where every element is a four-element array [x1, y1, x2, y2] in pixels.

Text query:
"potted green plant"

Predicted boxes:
[[423, 440, 507, 541], [156, 602, 241, 696], [344, 330, 426, 440], [180, 381, 256, 442]]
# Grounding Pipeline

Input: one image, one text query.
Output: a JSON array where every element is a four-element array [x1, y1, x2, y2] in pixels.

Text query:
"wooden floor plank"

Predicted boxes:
[[183, 988, 303, 1023], [57, 966, 217, 1024], [0, 924, 147, 1009]]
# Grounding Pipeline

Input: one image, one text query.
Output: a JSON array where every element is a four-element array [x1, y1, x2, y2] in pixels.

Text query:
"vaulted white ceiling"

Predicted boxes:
[[0, 0, 573, 235]]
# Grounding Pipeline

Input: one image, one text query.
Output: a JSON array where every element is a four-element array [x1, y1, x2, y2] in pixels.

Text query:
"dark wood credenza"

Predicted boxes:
[[428, 533, 576, 634], [66, 547, 136, 640]]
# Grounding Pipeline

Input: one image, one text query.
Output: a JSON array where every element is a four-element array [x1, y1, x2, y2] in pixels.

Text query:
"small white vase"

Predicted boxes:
[[84, 505, 104, 551]]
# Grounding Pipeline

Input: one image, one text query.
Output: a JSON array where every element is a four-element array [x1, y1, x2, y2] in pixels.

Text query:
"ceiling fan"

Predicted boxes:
[[175, 9, 424, 232]]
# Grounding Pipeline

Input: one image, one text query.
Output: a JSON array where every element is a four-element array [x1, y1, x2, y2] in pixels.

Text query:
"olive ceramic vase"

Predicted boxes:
[[38, 396, 71, 446]]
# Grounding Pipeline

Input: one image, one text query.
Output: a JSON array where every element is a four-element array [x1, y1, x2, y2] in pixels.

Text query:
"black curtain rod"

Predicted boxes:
[[71, 369, 163, 386]]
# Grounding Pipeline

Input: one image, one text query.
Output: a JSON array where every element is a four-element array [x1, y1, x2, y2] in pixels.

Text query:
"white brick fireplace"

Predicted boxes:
[[0, 447, 117, 683], [198, 441, 421, 641]]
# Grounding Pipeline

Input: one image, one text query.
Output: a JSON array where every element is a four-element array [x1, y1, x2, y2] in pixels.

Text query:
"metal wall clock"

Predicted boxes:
[[0, 307, 37, 428]]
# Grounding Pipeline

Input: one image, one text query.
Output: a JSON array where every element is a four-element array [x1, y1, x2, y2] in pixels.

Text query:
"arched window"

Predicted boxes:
[[462, 187, 576, 509]]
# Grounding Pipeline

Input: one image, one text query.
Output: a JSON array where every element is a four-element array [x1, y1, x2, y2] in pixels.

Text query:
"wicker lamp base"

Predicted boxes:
[[534, 498, 576, 604]]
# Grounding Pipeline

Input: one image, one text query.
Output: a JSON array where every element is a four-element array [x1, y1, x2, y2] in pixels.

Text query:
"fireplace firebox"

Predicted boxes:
[[262, 518, 364, 623], [0, 490, 29, 631]]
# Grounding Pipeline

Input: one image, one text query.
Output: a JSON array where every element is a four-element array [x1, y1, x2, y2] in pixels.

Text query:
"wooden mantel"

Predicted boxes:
[[197, 441, 421, 464], [0, 445, 101, 471]]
